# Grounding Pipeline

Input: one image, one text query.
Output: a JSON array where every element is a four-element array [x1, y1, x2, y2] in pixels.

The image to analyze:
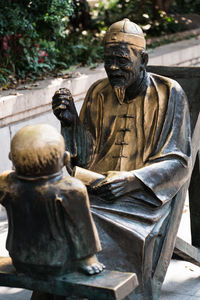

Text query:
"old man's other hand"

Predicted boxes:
[[90, 171, 143, 201]]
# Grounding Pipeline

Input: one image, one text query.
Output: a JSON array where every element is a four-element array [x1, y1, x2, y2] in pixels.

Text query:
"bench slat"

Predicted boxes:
[[0, 257, 138, 300]]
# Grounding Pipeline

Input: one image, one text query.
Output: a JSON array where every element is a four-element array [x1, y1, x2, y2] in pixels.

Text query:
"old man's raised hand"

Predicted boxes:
[[52, 88, 78, 127]]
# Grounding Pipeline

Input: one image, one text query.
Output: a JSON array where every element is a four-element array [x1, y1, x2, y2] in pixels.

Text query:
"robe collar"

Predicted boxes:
[[15, 171, 63, 181]]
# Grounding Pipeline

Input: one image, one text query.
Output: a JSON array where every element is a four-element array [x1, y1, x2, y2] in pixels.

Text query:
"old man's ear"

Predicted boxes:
[[141, 51, 149, 69]]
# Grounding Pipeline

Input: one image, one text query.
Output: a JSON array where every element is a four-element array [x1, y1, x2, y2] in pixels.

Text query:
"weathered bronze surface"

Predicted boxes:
[[0, 124, 105, 279], [147, 65, 200, 250], [174, 237, 200, 267], [0, 257, 138, 300], [52, 19, 192, 299]]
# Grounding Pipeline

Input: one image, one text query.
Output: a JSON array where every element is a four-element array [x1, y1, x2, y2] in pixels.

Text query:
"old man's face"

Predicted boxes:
[[104, 43, 142, 102], [105, 43, 142, 84]]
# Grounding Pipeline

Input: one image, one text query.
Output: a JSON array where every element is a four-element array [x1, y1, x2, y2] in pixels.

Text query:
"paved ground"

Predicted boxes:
[[161, 196, 200, 299], [0, 195, 200, 300]]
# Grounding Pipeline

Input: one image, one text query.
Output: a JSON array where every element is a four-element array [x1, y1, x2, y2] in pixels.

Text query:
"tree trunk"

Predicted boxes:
[[154, 0, 174, 13]]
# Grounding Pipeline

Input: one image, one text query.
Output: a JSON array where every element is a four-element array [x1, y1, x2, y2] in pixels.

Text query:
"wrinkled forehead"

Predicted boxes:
[[104, 43, 129, 57], [104, 43, 138, 58]]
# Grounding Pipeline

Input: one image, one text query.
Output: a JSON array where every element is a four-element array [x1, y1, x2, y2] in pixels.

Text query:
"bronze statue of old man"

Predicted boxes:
[[52, 19, 191, 299]]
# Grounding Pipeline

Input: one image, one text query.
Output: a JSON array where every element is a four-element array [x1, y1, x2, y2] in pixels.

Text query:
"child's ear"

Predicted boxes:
[[8, 152, 12, 161], [64, 151, 71, 166], [64, 151, 73, 175]]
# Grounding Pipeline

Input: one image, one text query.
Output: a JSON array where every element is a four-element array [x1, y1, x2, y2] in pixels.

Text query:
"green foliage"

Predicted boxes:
[[143, 11, 183, 37], [93, 0, 147, 26], [93, 0, 184, 37], [173, 0, 200, 13], [0, 0, 74, 86], [0, 0, 199, 87], [59, 32, 103, 66]]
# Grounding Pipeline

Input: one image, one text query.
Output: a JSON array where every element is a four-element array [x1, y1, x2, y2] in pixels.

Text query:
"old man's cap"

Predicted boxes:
[[104, 18, 146, 49]]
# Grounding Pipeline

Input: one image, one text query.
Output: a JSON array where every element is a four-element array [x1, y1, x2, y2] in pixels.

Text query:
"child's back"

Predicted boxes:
[[2, 171, 101, 277], [0, 124, 104, 279]]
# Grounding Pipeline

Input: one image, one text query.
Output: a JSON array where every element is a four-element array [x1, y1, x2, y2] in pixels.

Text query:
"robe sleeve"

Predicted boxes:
[[61, 79, 103, 168], [133, 80, 191, 205], [57, 179, 102, 259]]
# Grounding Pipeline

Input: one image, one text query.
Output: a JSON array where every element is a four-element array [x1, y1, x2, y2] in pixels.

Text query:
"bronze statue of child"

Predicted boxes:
[[0, 123, 104, 278]]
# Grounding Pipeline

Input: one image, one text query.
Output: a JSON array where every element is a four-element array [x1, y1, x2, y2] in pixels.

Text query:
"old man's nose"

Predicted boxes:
[[109, 64, 119, 70]]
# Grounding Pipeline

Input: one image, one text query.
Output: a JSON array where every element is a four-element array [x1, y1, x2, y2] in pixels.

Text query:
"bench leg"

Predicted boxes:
[[174, 236, 200, 267]]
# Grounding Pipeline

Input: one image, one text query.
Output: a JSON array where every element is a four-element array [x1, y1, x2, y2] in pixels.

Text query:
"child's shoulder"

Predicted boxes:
[[0, 170, 15, 192], [56, 176, 87, 193]]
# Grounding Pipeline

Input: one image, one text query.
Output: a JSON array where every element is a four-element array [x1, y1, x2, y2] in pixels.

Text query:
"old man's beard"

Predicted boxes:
[[113, 86, 126, 104]]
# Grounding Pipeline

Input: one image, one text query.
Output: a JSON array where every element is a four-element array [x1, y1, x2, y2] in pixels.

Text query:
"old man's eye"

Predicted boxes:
[[118, 57, 129, 65], [105, 58, 113, 65]]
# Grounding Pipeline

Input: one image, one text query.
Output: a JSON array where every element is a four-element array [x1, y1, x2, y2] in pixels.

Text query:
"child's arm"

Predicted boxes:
[[0, 170, 13, 204]]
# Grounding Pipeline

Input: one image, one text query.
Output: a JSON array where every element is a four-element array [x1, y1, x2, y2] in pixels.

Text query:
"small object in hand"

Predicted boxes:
[[52, 88, 73, 110], [54, 103, 67, 111]]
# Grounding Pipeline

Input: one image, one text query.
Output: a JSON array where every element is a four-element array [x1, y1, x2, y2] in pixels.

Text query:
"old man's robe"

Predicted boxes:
[[61, 72, 191, 299]]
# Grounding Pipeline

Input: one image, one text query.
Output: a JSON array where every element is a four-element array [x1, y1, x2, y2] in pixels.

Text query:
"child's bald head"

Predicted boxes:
[[10, 124, 65, 176]]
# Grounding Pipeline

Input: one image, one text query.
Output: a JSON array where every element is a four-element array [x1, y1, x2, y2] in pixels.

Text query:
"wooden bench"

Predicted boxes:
[[0, 256, 138, 300]]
